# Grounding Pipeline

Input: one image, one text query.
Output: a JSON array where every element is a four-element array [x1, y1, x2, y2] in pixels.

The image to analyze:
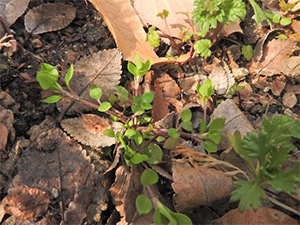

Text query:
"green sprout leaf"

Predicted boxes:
[[168, 128, 180, 139], [141, 92, 154, 104], [65, 64, 73, 88], [142, 143, 163, 164], [280, 17, 292, 26], [104, 129, 115, 138], [194, 39, 212, 57], [114, 85, 129, 105], [202, 141, 217, 152], [157, 9, 169, 19], [43, 95, 62, 103], [36, 63, 63, 92], [273, 13, 281, 23], [89, 85, 102, 101], [180, 109, 192, 122], [128, 61, 137, 76], [98, 102, 111, 112], [182, 121, 193, 132], [248, 0, 266, 24], [147, 26, 160, 48], [141, 168, 159, 186], [196, 79, 214, 106], [242, 45, 253, 61], [136, 194, 152, 214]]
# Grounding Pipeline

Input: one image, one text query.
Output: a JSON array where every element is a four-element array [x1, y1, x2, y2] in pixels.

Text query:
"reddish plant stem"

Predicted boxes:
[[158, 33, 181, 56]]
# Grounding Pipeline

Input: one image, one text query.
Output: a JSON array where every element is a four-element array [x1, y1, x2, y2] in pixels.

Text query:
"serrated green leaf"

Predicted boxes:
[[142, 143, 163, 164], [104, 129, 115, 137], [147, 26, 160, 48], [98, 102, 111, 112], [248, 0, 266, 24], [89, 85, 102, 101], [180, 109, 192, 122], [194, 39, 212, 57], [65, 64, 73, 88], [203, 141, 217, 152], [141, 168, 159, 186], [231, 180, 267, 212], [136, 194, 152, 214], [43, 95, 62, 103], [290, 119, 300, 138], [168, 128, 180, 139], [242, 45, 253, 61]]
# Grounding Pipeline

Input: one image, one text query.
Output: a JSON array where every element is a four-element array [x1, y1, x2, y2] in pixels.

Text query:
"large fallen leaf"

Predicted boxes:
[[249, 38, 298, 76], [56, 48, 122, 114], [133, 0, 194, 38], [0, 0, 30, 37], [212, 207, 299, 225], [24, 3, 76, 34]]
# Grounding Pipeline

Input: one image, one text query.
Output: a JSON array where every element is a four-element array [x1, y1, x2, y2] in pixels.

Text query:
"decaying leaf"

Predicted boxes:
[[282, 92, 298, 108], [282, 56, 300, 82], [0, 187, 50, 221], [211, 99, 256, 149], [270, 75, 286, 97], [249, 38, 298, 76], [0, 0, 30, 37], [170, 145, 245, 212], [0, 107, 15, 151], [133, 0, 194, 39], [11, 127, 96, 224], [209, 61, 235, 95], [57, 48, 122, 114], [212, 207, 299, 225], [61, 114, 122, 147], [24, 3, 76, 34]]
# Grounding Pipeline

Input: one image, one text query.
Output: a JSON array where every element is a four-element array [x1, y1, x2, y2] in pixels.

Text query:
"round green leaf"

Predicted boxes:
[[136, 194, 152, 215], [43, 95, 62, 103], [90, 85, 102, 101], [182, 121, 193, 132], [103, 129, 115, 137], [142, 143, 163, 164], [98, 102, 111, 112], [168, 128, 179, 139], [180, 109, 192, 122], [141, 92, 154, 104], [203, 141, 217, 152], [140, 168, 159, 186], [280, 17, 291, 26]]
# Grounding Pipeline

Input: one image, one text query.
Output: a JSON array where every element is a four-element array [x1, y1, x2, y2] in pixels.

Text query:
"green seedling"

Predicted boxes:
[[242, 45, 253, 61], [196, 79, 214, 122], [228, 114, 300, 212]]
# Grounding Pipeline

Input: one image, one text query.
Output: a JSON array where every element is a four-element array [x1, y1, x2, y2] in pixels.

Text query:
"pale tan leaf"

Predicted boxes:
[[270, 75, 286, 96], [282, 92, 297, 108], [133, 0, 194, 38], [212, 207, 299, 225], [0, 0, 30, 37], [61, 114, 122, 147], [24, 3, 76, 34], [282, 56, 300, 81], [249, 38, 298, 76]]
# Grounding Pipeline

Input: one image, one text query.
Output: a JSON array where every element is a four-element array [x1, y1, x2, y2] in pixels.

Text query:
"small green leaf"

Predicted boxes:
[[130, 152, 149, 165], [163, 137, 180, 149], [242, 45, 253, 61], [141, 168, 159, 186], [278, 34, 288, 39], [196, 79, 214, 104], [142, 143, 163, 164], [199, 119, 206, 133], [114, 85, 129, 104], [290, 119, 300, 138], [280, 17, 291, 26], [203, 141, 217, 152], [141, 92, 154, 104], [209, 118, 225, 131], [157, 9, 169, 19], [134, 130, 143, 145], [65, 64, 73, 88], [147, 26, 160, 48], [136, 194, 152, 214], [104, 129, 115, 137], [89, 85, 103, 101], [124, 129, 136, 138], [127, 61, 137, 76], [182, 121, 193, 132], [154, 209, 169, 225], [98, 102, 111, 112], [36, 63, 63, 92], [273, 13, 281, 23], [180, 109, 192, 122], [248, 0, 266, 24], [156, 136, 166, 142], [194, 39, 212, 57], [168, 128, 180, 139], [43, 95, 62, 103]]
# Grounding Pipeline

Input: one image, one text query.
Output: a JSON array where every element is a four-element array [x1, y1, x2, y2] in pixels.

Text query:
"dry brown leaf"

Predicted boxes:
[[211, 99, 256, 149], [270, 75, 286, 96], [282, 92, 298, 108], [61, 114, 122, 147], [0, 0, 30, 37], [12, 126, 96, 224], [57, 48, 122, 114], [133, 0, 194, 39], [0, 187, 50, 221], [212, 207, 299, 225], [221, 20, 244, 37], [249, 38, 298, 76], [291, 19, 300, 33], [282, 56, 300, 82], [238, 81, 252, 102], [0, 107, 15, 151], [24, 3, 76, 34]]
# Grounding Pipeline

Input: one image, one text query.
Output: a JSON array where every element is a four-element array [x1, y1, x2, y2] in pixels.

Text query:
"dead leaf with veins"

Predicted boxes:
[[61, 114, 122, 147], [24, 3, 76, 34]]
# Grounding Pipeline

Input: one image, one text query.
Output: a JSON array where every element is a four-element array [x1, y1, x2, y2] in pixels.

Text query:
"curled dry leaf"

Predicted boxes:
[[0, 0, 30, 37], [24, 3, 76, 34], [12, 127, 96, 224], [212, 207, 299, 225], [249, 38, 298, 76], [0, 187, 50, 221], [61, 114, 122, 147], [57, 48, 122, 114], [170, 145, 244, 212]]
